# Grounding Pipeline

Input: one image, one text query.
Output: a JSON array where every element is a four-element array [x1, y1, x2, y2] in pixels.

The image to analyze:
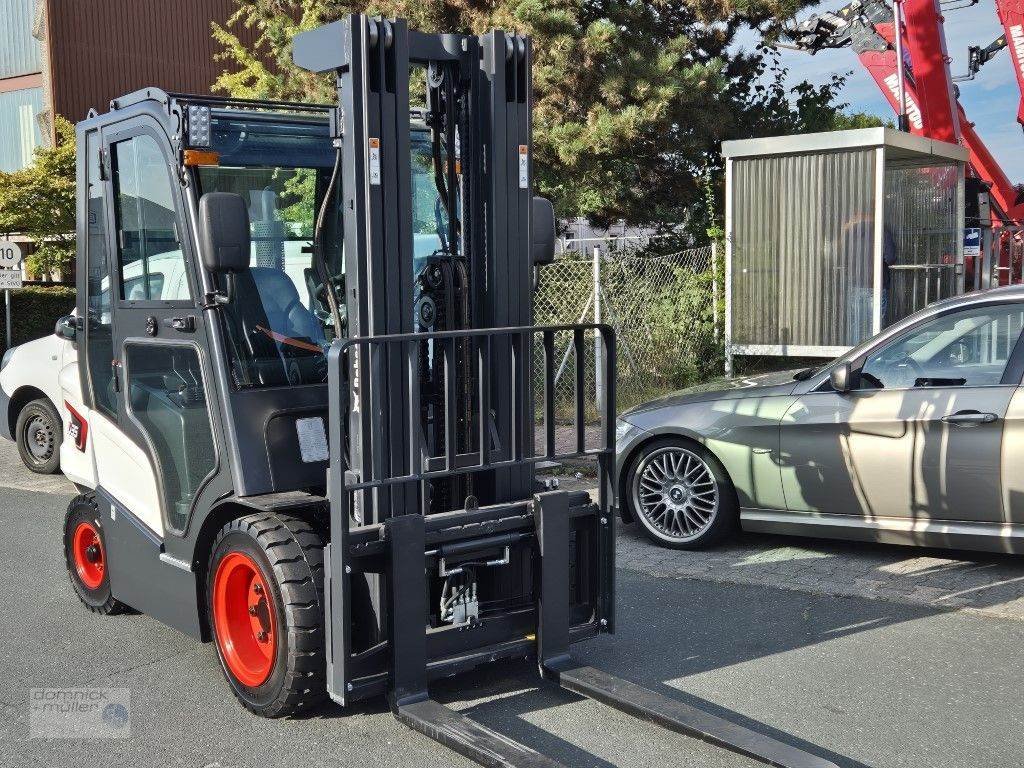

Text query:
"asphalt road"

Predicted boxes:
[[1, 452, 1022, 767]]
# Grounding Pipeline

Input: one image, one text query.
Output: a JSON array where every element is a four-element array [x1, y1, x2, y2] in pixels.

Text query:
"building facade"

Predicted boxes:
[[0, 0, 258, 172], [0, 0, 44, 172]]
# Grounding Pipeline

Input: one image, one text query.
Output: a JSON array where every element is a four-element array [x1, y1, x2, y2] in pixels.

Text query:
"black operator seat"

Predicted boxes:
[[228, 267, 327, 387]]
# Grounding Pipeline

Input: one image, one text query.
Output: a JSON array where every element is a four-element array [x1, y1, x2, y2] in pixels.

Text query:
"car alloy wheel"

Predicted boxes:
[[631, 446, 718, 542]]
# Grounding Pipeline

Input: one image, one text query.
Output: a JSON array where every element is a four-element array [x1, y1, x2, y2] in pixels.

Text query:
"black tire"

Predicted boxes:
[[16, 397, 62, 474], [64, 494, 126, 615], [207, 513, 326, 718], [624, 437, 737, 550]]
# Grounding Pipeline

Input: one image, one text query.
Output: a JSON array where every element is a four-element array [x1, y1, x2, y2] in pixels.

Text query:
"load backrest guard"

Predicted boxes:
[[293, 14, 617, 710]]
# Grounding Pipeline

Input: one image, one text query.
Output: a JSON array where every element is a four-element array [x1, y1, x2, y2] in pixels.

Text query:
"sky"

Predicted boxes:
[[734, 0, 1023, 182]]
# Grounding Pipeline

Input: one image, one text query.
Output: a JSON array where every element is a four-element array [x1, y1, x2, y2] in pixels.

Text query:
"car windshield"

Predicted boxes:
[[194, 112, 442, 389]]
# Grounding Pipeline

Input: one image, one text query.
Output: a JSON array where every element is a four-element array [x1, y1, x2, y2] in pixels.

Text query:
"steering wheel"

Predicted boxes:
[[898, 355, 924, 375], [888, 355, 925, 387], [859, 355, 925, 389]]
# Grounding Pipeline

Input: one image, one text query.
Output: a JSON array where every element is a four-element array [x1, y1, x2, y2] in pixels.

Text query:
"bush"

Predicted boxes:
[[0, 284, 76, 349]]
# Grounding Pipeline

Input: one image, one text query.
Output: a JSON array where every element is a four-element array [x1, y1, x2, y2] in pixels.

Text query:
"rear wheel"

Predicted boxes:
[[16, 398, 62, 474], [64, 495, 126, 614], [626, 438, 737, 550], [207, 513, 326, 717]]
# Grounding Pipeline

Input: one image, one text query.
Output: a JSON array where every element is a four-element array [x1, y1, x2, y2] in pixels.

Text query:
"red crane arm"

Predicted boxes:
[[787, 0, 1024, 220], [852, 6, 1024, 220], [996, 0, 1024, 129], [857, 39, 1023, 219], [958, 112, 1024, 220], [902, 0, 960, 144]]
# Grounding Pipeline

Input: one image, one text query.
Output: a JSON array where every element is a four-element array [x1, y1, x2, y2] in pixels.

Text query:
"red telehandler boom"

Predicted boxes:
[[786, 0, 1024, 223], [996, 0, 1024, 130]]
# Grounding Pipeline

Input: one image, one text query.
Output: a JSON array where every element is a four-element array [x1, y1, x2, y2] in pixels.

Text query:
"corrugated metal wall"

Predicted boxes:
[[731, 149, 877, 349], [0, 0, 41, 78], [0, 87, 43, 171], [47, 0, 260, 122]]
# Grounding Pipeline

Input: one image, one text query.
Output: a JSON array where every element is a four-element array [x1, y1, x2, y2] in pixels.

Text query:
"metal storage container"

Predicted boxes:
[[722, 128, 967, 369]]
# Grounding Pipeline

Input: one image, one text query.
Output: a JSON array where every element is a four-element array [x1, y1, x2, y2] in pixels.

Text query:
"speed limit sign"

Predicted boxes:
[[0, 240, 21, 270]]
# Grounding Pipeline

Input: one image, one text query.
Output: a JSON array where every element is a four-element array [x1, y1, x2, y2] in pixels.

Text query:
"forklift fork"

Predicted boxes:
[[533, 493, 839, 768], [383, 493, 837, 768]]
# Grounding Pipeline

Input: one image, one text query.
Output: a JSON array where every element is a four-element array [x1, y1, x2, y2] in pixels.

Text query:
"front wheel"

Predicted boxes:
[[64, 495, 126, 614], [626, 438, 737, 550], [207, 513, 326, 717], [17, 398, 62, 474]]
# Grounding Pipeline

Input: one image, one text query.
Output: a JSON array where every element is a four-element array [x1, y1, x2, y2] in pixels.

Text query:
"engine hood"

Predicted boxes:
[[621, 369, 804, 417]]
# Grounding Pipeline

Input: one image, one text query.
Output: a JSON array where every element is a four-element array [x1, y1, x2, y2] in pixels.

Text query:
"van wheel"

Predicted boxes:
[[17, 398, 62, 474], [64, 495, 126, 614], [207, 513, 326, 717], [625, 437, 737, 550]]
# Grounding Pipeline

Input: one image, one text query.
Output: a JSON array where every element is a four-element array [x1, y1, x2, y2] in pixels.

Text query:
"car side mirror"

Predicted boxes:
[[830, 361, 853, 393], [54, 314, 76, 342], [531, 196, 556, 267], [198, 192, 251, 275]]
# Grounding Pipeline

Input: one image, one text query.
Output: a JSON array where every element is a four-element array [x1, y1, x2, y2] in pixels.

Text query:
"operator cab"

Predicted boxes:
[[74, 91, 450, 535]]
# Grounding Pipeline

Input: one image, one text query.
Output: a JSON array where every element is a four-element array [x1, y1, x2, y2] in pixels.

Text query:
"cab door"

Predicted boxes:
[[92, 116, 221, 539], [780, 301, 1024, 524]]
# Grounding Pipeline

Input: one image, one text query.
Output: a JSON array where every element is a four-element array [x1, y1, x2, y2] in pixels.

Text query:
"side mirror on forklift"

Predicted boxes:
[[197, 192, 251, 277], [54, 315, 76, 342], [531, 196, 556, 267]]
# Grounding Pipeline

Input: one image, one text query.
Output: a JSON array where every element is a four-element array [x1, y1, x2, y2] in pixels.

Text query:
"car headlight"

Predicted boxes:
[[1, 347, 14, 371]]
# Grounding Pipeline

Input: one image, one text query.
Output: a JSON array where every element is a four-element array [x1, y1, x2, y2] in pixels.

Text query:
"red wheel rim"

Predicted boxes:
[[212, 552, 277, 687], [72, 522, 105, 590]]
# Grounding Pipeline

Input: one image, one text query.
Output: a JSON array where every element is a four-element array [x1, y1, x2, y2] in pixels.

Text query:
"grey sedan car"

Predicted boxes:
[[615, 286, 1024, 553]]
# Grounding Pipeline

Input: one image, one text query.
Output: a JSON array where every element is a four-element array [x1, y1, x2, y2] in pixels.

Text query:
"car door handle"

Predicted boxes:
[[941, 410, 998, 426]]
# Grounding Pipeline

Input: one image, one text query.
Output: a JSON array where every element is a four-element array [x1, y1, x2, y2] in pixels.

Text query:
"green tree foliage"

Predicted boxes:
[[733, 46, 885, 137], [0, 117, 76, 279], [212, 1, 877, 233]]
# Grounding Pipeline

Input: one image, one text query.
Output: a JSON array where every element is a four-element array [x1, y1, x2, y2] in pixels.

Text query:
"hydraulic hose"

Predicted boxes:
[[313, 145, 345, 337]]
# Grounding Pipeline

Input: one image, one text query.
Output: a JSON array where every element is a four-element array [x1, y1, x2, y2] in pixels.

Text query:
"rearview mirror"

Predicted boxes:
[[54, 314, 76, 342], [830, 362, 853, 393], [198, 192, 251, 275], [531, 196, 556, 266]]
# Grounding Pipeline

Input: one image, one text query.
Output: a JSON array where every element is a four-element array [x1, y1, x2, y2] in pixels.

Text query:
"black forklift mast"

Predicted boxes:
[[293, 14, 838, 768], [296, 15, 539, 520]]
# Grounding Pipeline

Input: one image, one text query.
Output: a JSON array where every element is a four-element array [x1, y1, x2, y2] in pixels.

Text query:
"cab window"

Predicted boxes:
[[858, 304, 1024, 389], [111, 134, 190, 302]]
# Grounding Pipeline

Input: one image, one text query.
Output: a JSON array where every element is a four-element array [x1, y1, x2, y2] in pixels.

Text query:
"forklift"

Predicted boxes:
[[60, 14, 836, 767]]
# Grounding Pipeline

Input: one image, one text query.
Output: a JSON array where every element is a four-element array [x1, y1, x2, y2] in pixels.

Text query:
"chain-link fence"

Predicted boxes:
[[533, 244, 724, 446]]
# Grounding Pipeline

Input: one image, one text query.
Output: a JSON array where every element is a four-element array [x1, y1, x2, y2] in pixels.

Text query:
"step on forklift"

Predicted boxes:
[[60, 13, 837, 768]]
